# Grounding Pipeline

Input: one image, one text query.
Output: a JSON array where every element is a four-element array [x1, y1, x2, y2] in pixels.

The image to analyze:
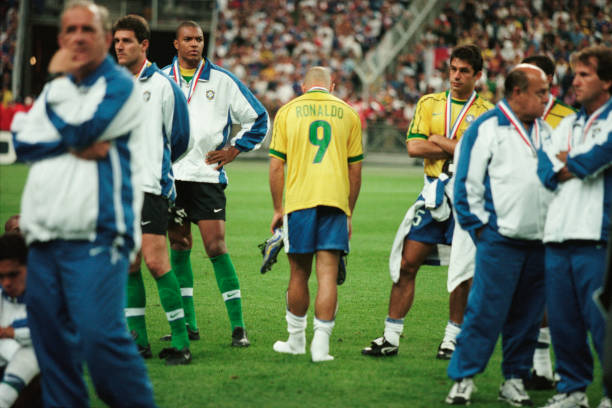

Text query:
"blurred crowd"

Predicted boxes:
[[214, 0, 612, 134], [0, 0, 32, 131], [3, 0, 612, 135]]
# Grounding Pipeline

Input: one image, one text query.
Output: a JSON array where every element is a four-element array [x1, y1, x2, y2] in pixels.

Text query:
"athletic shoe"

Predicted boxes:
[[446, 378, 475, 405], [361, 337, 398, 356], [160, 326, 200, 342], [539, 392, 589, 408], [498, 378, 533, 406], [598, 397, 611, 408], [159, 347, 192, 366], [337, 254, 347, 285], [259, 228, 283, 274], [130, 330, 152, 359], [137, 344, 153, 359], [437, 339, 456, 360], [231, 327, 250, 347], [187, 326, 200, 340], [523, 371, 555, 390]]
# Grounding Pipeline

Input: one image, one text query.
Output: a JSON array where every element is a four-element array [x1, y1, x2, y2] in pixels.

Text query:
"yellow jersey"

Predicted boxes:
[[407, 90, 493, 177], [269, 89, 363, 216], [543, 97, 576, 129]]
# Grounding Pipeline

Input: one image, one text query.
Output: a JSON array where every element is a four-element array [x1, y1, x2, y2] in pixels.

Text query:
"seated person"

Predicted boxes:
[[0, 233, 40, 408]]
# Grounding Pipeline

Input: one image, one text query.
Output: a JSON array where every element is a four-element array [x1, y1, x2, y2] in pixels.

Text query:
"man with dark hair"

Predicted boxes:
[[162, 20, 269, 347], [520, 54, 577, 390], [537, 45, 612, 408], [11, 1, 155, 406], [0, 233, 39, 408], [363, 44, 493, 358], [446, 64, 552, 406], [113, 14, 192, 365]]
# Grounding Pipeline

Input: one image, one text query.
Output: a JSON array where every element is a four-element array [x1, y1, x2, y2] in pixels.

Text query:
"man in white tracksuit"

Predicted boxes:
[[11, 2, 155, 406], [446, 64, 552, 406], [537, 45, 612, 408]]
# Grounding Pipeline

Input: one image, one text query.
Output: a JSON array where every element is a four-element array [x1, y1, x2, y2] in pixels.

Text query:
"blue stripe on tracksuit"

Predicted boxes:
[[26, 241, 155, 408], [545, 242, 606, 394], [45, 57, 134, 150], [536, 100, 612, 396], [447, 226, 545, 380]]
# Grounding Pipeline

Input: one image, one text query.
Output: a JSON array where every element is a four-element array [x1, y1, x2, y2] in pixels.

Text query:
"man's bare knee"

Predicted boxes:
[[399, 260, 419, 281]]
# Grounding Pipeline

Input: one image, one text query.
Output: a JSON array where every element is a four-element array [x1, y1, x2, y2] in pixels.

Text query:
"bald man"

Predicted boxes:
[[445, 65, 553, 406], [268, 66, 363, 362]]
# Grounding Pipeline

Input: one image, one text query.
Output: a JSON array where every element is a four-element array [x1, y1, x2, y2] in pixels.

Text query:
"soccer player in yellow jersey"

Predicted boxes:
[[523, 55, 577, 130], [520, 55, 577, 391], [363, 44, 493, 358], [269, 66, 363, 362]]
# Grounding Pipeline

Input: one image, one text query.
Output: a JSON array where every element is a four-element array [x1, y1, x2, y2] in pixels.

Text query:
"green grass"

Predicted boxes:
[[0, 160, 604, 407]]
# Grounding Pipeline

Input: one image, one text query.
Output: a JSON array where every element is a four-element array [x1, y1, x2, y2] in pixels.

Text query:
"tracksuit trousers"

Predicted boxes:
[[448, 226, 545, 381], [26, 240, 156, 408]]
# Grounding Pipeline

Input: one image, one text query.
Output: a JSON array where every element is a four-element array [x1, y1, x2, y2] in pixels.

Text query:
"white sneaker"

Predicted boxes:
[[539, 392, 589, 408], [272, 340, 305, 355], [446, 378, 475, 405], [598, 397, 612, 408], [498, 378, 533, 406]]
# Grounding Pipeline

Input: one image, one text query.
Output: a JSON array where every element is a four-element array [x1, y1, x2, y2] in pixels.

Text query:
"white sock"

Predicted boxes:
[[443, 320, 461, 344], [533, 327, 553, 379], [383, 317, 404, 347], [0, 383, 18, 408], [311, 317, 335, 362], [273, 310, 306, 355]]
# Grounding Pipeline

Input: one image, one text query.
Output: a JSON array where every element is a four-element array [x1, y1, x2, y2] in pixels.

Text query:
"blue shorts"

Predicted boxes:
[[285, 206, 349, 254], [406, 205, 454, 245]]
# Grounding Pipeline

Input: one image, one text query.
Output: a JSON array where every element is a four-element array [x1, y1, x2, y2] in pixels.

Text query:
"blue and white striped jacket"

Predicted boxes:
[[12, 56, 145, 255], [162, 57, 269, 184], [537, 97, 612, 243], [137, 62, 190, 201], [0, 289, 29, 347], [454, 99, 553, 241]]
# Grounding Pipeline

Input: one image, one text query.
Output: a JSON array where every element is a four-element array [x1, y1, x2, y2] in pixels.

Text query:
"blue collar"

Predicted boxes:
[[70, 55, 116, 87]]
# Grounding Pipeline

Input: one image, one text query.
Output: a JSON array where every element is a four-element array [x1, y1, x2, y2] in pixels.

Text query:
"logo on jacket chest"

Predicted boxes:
[[206, 89, 215, 100], [143, 90, 151, 102]]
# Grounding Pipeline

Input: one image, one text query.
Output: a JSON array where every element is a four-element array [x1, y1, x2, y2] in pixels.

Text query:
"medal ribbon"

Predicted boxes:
[[135, 59, 150, 80], [444, 90, 477, 139], [567, 102, 606, 151], [498, 100, 539, 156], [542, 95, 554, 121], [172, 58, 204, 104]]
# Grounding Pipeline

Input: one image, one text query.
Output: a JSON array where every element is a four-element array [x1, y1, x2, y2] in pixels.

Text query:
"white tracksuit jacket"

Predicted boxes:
[[454, 99, 553, 241], [136, 61, 191, 201], [11, 56, 145, 254], [162, 57, 270, 184], [537, 97, 612, 243]]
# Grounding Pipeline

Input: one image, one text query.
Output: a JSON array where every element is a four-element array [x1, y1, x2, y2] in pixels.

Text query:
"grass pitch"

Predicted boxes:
[[0, 160, 604, 407]]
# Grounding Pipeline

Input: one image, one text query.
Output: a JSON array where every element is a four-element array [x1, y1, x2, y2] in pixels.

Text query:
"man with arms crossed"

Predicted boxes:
[[113, 14, 192, 365], [362, 44, 493, 358], [446, 64, 551, 406], [11, 1, 155, 406], [537, 46, 612, 408], [269, 66, 362, 362], [163, 21, 269, 347]]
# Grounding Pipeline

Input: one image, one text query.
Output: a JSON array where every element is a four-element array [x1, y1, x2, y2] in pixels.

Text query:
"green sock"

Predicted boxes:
[[211, 253, 244, 330], [170, 248, 198, 331], [156, 271, 190, 350], [126, 269, 149, 347]]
